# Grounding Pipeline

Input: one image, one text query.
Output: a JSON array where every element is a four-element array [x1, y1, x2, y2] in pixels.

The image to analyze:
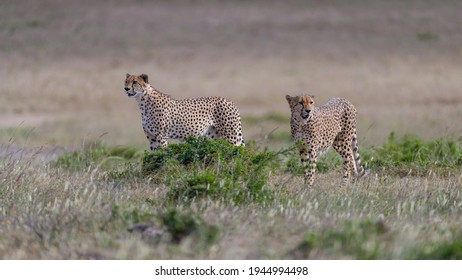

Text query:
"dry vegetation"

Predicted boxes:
[[1, 138, 461, 259], [1, 0, 461, 259]]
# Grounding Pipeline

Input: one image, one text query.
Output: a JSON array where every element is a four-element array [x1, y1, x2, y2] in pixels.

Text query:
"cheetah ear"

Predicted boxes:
[[310, 95, 315, 99], [140, 74, 149, 83], [285, 95, 293, 103], [126, 73, 131, 78]]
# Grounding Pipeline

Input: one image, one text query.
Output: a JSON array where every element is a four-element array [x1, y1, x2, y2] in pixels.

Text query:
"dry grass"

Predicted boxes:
[[1, 151, 461, 259]]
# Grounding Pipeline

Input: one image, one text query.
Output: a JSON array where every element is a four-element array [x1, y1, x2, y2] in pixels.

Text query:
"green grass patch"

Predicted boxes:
[[291, 221, 462, 260], [55, 142, 142, 171], [411, 234, 462, 260], [160, 208, 219, 247], [290, 219, 391, 259], [363, 132, 462, 176]]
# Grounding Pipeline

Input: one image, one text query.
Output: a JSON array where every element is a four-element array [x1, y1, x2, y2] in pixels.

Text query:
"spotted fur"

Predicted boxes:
[[125, 73, 245, 150], [286, 94, 365, 187]]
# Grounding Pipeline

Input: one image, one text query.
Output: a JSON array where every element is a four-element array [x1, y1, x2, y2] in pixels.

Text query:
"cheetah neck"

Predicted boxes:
[[290, 108, 319, 141], [136, 85, 169, 103]]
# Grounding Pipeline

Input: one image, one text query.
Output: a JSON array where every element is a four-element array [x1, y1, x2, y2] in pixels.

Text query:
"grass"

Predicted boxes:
[[1, 134, 461, 259]]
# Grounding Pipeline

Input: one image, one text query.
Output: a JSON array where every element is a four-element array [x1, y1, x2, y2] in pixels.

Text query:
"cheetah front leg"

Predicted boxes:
[[299, 143, 318, 186], [333, 140, 353, 187], [144, 125, 168, 151], [145, 134, 168, 150], [142, 113, 170, 150]]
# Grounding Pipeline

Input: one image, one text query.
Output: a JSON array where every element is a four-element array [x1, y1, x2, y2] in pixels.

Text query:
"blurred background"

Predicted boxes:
[[1, 0, 461, 152]]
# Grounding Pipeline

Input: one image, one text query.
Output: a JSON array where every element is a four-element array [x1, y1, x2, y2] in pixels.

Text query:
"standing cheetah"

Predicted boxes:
[[124, 73, 245, 150], [285, 94, 365, 187]]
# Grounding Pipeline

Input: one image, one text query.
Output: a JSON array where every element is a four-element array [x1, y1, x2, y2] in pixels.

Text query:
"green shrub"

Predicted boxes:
[[142, 137, 279, 205]]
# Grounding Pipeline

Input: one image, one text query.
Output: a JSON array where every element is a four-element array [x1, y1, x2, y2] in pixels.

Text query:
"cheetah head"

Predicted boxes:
[[285, 94, 315, 122], [124, 73, 149, 98]]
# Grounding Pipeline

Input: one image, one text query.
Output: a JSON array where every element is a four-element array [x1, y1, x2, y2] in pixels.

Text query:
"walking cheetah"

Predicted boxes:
[[285, 94, 365, 187], [124, 73, 245, 150]]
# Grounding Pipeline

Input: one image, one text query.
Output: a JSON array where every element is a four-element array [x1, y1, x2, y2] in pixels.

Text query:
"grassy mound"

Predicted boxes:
[[142, 137, 281, 205]]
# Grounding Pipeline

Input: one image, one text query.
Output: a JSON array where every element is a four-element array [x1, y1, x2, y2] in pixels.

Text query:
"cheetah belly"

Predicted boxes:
[[317, 121, 341, 154], [167, 117, 211, 140]]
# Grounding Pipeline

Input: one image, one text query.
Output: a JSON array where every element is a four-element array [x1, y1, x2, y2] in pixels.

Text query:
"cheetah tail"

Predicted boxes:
[[351, 132, 366, 177]]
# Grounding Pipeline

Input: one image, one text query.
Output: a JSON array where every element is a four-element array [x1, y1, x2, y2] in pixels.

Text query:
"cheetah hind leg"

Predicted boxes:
[[209, 124, 245, 146], [332, 139, 353, 187]]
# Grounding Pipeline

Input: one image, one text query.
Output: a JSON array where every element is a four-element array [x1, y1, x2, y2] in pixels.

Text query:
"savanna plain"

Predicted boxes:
[[1, 0, 461, 259]]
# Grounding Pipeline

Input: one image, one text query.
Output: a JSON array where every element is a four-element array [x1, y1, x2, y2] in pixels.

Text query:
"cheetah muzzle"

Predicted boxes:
[[301, 109, 311, 121]]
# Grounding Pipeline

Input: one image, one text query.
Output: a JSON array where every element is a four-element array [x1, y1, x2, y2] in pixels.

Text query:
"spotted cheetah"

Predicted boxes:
[[285, 94, 365, 187], [124, 73, 245, 150]]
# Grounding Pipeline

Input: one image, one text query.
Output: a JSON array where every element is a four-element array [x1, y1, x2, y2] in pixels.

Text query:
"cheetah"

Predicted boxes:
[[124, 73, 245, 150], [285, 94, 365, 187]]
